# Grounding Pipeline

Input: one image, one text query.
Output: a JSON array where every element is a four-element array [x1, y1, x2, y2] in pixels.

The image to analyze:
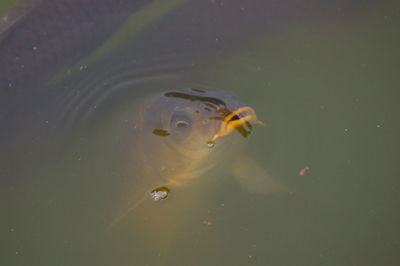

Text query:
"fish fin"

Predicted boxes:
[[108, 195, 148, 228], [232, 155, 291, 195]]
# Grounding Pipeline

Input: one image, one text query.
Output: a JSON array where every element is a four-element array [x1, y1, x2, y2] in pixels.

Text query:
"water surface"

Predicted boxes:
[[1, 0, 399, 265]]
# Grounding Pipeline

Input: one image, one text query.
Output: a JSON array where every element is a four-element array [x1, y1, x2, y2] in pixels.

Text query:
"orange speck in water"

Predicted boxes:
[[202, 220, 213, 227], [299, 167, 310, 176]]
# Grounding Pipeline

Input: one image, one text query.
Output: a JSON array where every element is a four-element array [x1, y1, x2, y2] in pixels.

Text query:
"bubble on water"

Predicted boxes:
[[207, 141, 215, 148], [150, 186, 170, 202]]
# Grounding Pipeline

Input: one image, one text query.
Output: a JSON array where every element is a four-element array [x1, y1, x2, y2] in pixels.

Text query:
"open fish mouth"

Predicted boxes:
[[209, 106, 264, 144], [163, 87, 264, 146]]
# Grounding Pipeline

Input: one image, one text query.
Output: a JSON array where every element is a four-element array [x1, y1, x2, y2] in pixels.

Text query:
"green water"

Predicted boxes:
[[1, 0, 399, 265]]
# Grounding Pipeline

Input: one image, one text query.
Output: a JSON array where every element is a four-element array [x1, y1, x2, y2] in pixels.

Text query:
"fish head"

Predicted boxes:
[[111, 88, 262, 227], [133, 88, 262, 186]]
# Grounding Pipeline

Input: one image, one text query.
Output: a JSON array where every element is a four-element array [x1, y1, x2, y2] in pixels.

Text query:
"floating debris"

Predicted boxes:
[[202, 220, 213, 227], [299, 167, 310, 176]]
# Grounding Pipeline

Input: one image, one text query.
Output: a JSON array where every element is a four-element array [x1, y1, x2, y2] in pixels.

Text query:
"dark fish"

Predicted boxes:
[[0, 0, 151, 91]]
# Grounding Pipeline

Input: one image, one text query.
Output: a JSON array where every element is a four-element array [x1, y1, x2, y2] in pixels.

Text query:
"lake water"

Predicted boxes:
[[1, 0, 399, 265]]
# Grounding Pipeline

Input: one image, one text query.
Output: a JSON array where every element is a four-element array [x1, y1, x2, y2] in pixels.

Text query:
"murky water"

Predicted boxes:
[[1, 0, 400, 265]]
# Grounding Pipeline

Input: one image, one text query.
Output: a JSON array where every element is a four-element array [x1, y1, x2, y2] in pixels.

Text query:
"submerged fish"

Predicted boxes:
[[108, 88, 265, 252], [113, 88, 262, 224], [0, 0, 152, 90]]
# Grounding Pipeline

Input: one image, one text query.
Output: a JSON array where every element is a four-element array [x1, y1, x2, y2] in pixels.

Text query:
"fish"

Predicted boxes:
[[110, 88, 263, 248], [0, 0, 152, 91]]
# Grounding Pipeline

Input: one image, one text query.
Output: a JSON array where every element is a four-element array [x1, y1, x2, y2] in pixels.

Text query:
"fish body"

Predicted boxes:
[[0, 0, 150, 91]]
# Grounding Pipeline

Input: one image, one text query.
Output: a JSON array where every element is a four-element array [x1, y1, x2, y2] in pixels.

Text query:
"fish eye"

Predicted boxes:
[[175, 120, 190, 128], [170, 110, 192, 130]]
